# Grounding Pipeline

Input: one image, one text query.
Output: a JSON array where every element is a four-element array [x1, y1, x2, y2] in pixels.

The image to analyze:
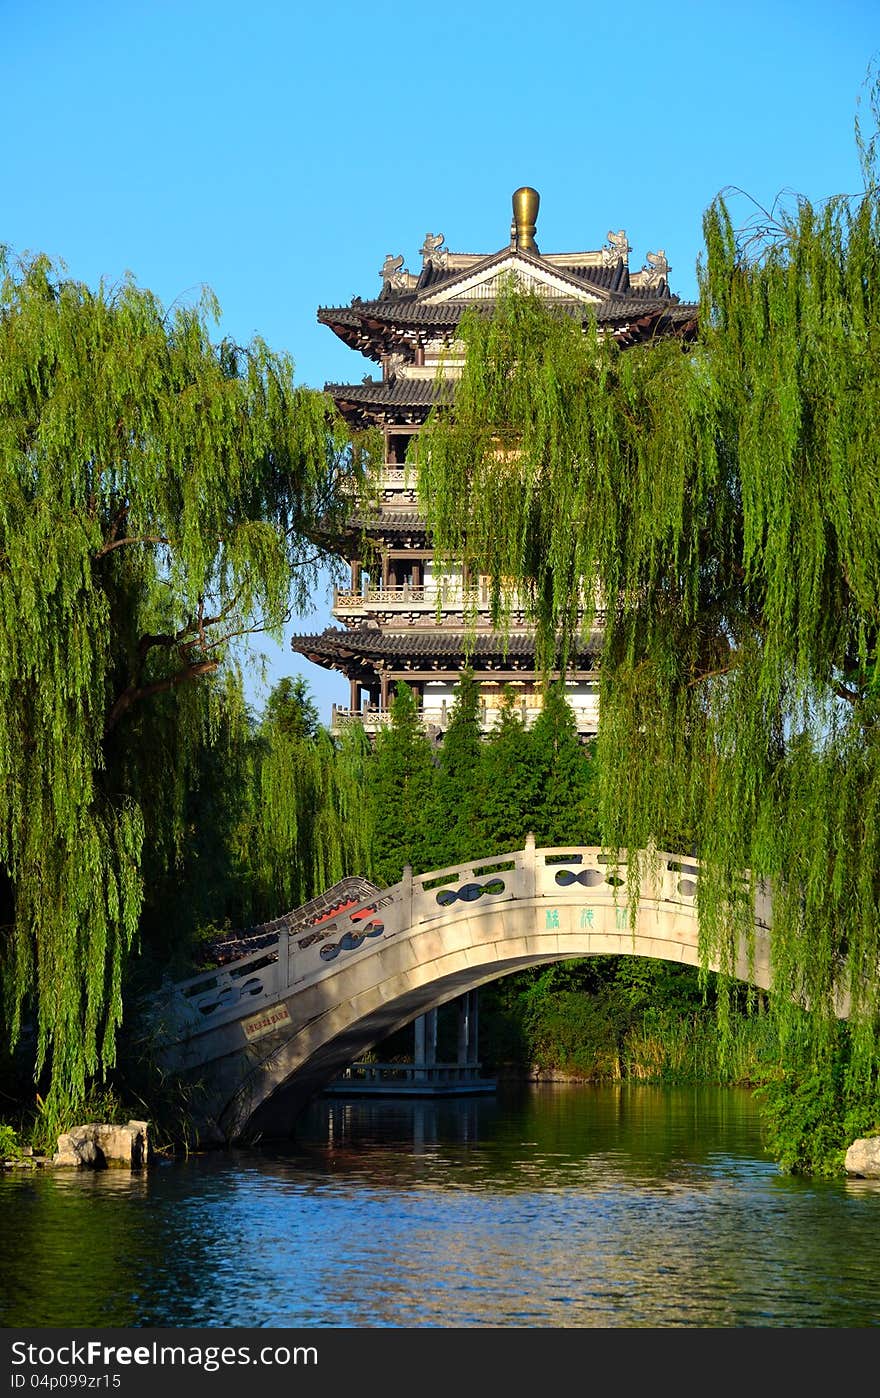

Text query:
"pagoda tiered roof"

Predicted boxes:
[[319, 212, 697, 427], [319, 234, 696, 358], [326, 376, 446, 429], [289, 623, 600, 677], [319, 286, 694, 357], [298, 192, 693, 730]]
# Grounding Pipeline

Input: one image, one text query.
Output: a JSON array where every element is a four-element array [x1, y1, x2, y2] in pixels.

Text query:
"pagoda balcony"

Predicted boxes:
[[332, 583, 602, 629], [342, 465, 420, 505], [377, 465, 418, 489], [332, 582, 524, 621], [331, 698, 600, 739]]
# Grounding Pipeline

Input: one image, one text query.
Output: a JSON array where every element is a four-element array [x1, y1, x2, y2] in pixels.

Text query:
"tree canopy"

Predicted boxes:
[[417, 97, 880, 1088], [0, 248, 364, 1113], [369, 682, 436, 885]]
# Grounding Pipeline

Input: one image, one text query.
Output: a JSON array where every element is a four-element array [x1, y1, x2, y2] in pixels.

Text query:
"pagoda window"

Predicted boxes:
[[386, 560, 413, 588], [387, 430, 416, 466]]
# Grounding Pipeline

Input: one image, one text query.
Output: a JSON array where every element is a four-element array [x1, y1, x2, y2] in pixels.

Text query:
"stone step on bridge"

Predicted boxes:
[[150, 837, 777, 1146]]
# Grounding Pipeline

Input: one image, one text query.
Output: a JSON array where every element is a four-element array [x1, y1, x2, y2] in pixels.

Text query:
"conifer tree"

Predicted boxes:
[[472, 687, 537, 855], [368, 683, 436, 884], [425, 669, 484, 866], [529, 682, 600, 846]]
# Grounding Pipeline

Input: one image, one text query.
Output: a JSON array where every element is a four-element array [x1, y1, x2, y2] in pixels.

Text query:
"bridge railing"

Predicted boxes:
[[154, 940, 287, 1038], [157, 843, 762, 1046]]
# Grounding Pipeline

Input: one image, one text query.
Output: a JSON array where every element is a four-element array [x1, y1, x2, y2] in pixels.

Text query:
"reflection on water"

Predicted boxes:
[[2, 1084, 879, 1328]]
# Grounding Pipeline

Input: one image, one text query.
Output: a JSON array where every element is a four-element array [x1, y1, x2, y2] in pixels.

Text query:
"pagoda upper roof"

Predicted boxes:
[[325, 293, 697, 429], [325, 376, 442, 429], [318, 220, 697, 366]]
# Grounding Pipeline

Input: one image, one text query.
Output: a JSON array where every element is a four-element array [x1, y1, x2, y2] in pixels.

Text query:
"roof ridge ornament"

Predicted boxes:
[[419, 233, 448, 270], [602, 230, 631, 266], [642, 249, 670, 285], [380, 253, 418, 292], [511, 187, 540, 253]]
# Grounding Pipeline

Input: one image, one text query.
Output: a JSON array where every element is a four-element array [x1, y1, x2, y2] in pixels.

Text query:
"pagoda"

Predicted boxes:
[[291, 188, 698, 740]]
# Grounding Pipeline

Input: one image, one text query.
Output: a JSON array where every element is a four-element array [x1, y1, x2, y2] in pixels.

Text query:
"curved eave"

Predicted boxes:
[[318, 296, 698, 366], [290, 626, 601, 677]]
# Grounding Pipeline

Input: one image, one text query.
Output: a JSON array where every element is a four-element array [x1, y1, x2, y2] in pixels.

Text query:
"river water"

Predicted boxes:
[[1, 1083, 878, 1329]]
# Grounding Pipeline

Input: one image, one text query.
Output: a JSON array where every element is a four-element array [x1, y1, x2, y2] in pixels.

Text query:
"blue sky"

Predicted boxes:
[[3, 0, 875, 721]]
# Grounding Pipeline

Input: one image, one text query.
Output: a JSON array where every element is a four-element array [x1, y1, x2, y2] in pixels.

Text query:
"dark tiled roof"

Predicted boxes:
[[290, 625, 599, 663], [345, 510, 429, 534], [328, 378, 445, 407], [325, 295, 695, 423], [319, 289, 684, 331]]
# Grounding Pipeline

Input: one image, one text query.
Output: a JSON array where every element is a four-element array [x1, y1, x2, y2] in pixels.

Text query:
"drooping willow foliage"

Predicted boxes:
[[240, 698, 376, 920], [417, 115, 880, 1080], [0, 249, 365, 1111]]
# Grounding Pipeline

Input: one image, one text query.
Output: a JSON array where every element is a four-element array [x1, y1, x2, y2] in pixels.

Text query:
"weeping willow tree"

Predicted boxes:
[[417, 94, 880, 1154], [0, 248, 367, 1117], [238, 679, 375, 920]]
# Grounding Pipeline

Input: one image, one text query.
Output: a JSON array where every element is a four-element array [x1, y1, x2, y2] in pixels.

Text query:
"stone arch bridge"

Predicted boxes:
[[153, 838, 788, 1145]]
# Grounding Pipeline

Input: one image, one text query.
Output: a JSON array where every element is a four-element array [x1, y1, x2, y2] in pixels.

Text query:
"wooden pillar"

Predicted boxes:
[[349, 679, 359, 712]]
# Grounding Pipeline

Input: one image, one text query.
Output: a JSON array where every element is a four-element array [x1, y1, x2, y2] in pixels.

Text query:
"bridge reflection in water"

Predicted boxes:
[[152, 837, 777, 1145]]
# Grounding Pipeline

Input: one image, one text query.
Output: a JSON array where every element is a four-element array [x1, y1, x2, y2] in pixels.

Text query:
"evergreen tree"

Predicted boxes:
[[261, 676, 320, 740], [472, 687, 537, 855], [425, 669, 484, 866], [529, 683, 600, 846], [368, 683, 436, 884]]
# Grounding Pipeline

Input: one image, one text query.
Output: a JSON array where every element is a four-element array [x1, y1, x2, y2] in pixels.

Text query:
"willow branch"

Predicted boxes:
[[104, 660, 219, 735], [96, 534, 169, 558]]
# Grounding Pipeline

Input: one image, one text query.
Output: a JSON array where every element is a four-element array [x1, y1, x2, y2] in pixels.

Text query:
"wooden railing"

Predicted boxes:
[[333, 584, 604, 618], [334, 583, 492, 610], [330, 701, 600, 736]]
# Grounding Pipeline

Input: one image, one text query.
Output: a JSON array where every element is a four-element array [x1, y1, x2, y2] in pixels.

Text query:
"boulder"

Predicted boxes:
[[844, 1135, 880, 1178], [52, 1120, 150, 1169]]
